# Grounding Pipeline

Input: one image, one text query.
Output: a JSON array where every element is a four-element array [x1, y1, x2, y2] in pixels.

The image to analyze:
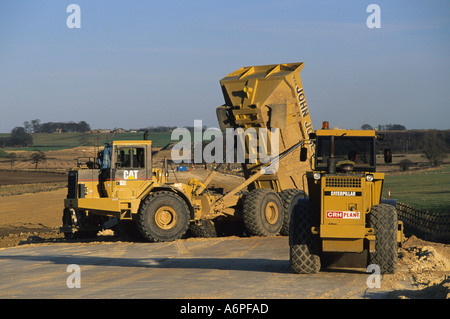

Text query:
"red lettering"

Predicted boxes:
[[327, 211, 343, 218]]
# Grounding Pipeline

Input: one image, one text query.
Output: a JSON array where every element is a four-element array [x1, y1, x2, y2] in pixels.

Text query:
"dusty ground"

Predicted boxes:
[[381, 236, 450, 298], [0, 148, 448, 298], [0, 189, 66, 247], [0, 236, 385, 299], [0, 185, 448, 298]]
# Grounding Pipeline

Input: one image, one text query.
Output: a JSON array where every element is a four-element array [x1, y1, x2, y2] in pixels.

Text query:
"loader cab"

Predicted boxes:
[[300, 126, 384, 212], [98, 141, 153, 198], [315, 133, 376, 173]]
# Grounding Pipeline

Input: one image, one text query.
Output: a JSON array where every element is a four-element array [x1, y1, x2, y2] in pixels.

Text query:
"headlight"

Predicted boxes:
[[366, 174, 374, 182], [313, 172, 321, 180]]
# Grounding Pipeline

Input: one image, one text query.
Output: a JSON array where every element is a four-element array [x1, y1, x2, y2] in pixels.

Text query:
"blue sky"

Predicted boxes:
[[1, 0, 449, 132]]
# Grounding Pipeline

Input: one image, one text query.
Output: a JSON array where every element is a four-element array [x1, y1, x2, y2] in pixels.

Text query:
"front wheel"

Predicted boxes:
[[137, 191, 190, 242], [368, 204, 398, 274], [289, 200, 321, 274], [61, 208, 100, 240]]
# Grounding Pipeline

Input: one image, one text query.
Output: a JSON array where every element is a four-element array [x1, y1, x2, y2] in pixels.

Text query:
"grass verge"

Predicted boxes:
[[383, 165, 450, 213]]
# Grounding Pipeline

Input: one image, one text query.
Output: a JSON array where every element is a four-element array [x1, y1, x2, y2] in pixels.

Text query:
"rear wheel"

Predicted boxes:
[[368, 204, 398, 274], [289, 200, 321, 274], [137, 191, 190, 242], [243, 188, 283, 236]]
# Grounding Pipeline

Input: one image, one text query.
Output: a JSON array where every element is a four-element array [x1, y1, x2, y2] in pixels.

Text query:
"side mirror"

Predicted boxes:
[[300, 147, 308, 162], [384, 149, 392, 163], [308, 132, 316, 140]]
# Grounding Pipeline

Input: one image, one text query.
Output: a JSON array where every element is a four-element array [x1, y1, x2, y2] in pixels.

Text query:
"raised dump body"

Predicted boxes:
[[217, 62, 313, 192]]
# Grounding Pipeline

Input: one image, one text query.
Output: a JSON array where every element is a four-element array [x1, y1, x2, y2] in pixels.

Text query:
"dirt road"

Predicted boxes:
[[0, 236, 391, 299], [0, 234, 448, 299]]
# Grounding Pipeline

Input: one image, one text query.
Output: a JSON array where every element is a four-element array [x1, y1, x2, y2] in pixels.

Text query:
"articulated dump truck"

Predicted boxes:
[[61, 62, 314, 242]]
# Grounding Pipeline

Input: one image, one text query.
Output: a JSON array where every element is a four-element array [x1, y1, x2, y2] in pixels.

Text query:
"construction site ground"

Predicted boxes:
[[0, 169, 449, 299]]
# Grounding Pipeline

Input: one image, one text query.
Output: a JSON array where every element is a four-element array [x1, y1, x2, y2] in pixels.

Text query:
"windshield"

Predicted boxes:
[[101, 145, 112, 169], [315, 136, 375, 171]]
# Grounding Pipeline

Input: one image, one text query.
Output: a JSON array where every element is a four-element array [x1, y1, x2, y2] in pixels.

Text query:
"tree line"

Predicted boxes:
[[363, 123, 449, 167], [362, 123, 407, 131], [23, 119, 90, 133], [1, 119, 91, 147]]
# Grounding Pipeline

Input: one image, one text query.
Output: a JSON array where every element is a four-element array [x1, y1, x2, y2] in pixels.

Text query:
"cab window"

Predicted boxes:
[[116, 147, 145, 168], [316, 136, 375, 171]]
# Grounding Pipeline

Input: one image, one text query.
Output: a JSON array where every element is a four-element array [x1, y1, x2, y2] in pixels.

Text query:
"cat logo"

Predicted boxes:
[[123, 170, 138, 180]]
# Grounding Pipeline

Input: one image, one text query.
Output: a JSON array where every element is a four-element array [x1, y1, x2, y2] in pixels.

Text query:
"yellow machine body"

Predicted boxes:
[[306, 128, 401, 253]]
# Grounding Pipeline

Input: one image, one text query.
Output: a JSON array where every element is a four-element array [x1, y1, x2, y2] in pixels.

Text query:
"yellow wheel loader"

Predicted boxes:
[[289, 122, 403, 274]]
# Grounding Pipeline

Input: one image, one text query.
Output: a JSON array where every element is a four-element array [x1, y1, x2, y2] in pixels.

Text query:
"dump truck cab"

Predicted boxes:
[[290, 122, 402, 274]]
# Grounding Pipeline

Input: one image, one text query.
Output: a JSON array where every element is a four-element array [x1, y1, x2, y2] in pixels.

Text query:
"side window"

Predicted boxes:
[[134, 148, 145, 168], [117, 148, 131, 168], [117, 147, 145, 168]]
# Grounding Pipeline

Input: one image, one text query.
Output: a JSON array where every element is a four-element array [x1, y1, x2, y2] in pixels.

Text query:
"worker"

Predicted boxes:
[[348, 150, 359, 163]]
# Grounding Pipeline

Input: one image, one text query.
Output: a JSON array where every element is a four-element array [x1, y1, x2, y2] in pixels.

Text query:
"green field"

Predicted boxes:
[[383, 165, 450, 213], [2, 131, 175, 151]]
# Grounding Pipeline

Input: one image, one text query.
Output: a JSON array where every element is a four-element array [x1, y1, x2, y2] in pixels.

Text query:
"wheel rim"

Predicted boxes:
[[264, 202, 279, 225], [155, 206, 178, 230]]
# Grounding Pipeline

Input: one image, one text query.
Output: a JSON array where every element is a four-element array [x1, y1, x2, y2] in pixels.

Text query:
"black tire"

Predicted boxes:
[[279, 189, 307, 236], [137, 191, 190, 242], [117, 220, 146, 242], [62, 208, 99, 240], [62, 208, 76, 240], [188, 219, 217, 238], [289, 200, 321, 274], [368, 204, 398, 274], [243, 188, 284, 236]]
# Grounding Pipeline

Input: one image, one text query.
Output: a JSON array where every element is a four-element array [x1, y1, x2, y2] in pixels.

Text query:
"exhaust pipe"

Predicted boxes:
[[327, 135, 336, 174]]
